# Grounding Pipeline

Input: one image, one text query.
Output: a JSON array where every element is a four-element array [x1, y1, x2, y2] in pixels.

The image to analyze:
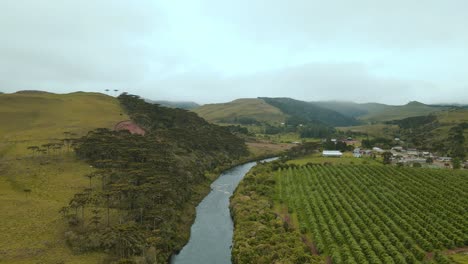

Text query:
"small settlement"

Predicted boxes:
[[322, 137, 467, 169]]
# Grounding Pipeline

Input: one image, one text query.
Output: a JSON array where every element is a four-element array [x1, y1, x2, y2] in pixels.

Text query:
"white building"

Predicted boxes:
[[372, 147, 384, 153], [322, 150, 343, 157], [353, 148, 362, 158]]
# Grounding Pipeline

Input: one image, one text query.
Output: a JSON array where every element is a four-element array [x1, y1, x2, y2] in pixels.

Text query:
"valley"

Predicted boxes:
[[1, 91, 467, 264]]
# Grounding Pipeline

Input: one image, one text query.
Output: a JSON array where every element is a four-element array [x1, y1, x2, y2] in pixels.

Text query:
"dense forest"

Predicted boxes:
[[61, 93, 248, 263]]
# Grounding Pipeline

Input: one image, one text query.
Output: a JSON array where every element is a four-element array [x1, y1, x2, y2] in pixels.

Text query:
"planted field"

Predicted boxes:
[[276, 165, 468, 263]]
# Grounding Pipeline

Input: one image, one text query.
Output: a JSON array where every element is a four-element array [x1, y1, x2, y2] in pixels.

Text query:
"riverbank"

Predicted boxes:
[[170, 152, 285, 262], [230, 161, 322, 264]]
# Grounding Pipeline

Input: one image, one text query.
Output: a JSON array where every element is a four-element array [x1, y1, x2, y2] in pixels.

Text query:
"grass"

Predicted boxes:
[[0, 91, 127, 157], [246, 142, 294, 157], [451, 251, 468, 264], [337, 124, 399, 138], [358, 102, 446, 122], [193, 98, 287, 124], [287, 152, 382, 166], [0, 91, 127, 263], [0, 156, 108, 263]]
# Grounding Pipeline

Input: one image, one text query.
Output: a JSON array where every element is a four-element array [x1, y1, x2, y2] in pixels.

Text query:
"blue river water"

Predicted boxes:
[[171, 158, 276, 264]]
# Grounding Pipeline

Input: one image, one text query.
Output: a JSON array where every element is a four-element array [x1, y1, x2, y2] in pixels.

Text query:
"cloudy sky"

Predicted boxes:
[[1, 0, 467, 104]]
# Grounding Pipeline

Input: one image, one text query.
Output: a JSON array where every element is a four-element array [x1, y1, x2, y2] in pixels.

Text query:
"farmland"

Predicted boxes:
[[275, 165, 468, 263]]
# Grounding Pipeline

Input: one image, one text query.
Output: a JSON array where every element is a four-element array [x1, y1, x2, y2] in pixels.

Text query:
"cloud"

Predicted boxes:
[[0, 0, 159, 92], [0, 0, 467, 105], [142, 63, 449, 105]]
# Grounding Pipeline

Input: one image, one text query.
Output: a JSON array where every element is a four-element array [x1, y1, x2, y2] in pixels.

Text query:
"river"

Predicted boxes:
[[171, 158, 277, 264]]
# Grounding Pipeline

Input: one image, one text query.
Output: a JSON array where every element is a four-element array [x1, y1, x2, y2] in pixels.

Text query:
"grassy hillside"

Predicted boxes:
[[0, 91, 127, 157], [0, 91, 127, 263], [358, 101, 447, 122], [313, 100, 449, 122], [193, 98, 287, 124]]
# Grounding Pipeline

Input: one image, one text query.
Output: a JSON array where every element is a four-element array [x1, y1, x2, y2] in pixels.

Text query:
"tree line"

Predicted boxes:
[[61, 93, 248, 263]]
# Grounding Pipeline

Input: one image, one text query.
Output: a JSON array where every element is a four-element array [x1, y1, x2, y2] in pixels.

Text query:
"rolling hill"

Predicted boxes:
[[193, 98, 287, 124], [0, 91, 127, 157], [260, 97, 360, 126], [0, 91, 253, 263], [194, 97, 360, 127], [311, 100, 451, 122], [0, 91, 127, 263]]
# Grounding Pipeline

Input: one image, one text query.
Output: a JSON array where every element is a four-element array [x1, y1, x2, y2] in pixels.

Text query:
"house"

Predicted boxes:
[[372, 147, 384, 153], [322, 150, 343, 157]]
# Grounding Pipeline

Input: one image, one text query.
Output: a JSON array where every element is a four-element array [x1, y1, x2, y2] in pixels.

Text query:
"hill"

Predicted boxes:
[[193, 98, 287, 124], [0, 91, 251, 263], [145, 99, 200, 110], [0, 91, 127, 263], [312, 100, 450, 122], [310, 101, 372, 118], [359, 101, 450, 122], [260, 97, 360, 127], [0, 91, 127, 157], [194, 97, 360, 127]]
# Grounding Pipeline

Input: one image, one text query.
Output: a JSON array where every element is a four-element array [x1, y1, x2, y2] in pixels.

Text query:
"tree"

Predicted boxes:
[[426, 157, 433, 164], [85, 172, 96, 188], [382, 152, 393, 165], [452, 158, 461, 169], [27, 146, 39, 156]]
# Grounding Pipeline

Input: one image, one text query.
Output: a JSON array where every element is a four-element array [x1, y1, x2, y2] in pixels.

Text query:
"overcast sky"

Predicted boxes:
[[1, 0, 467, 104]]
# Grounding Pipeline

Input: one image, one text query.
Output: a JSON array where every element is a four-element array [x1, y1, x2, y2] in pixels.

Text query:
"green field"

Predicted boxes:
[[0, 92, 127, 263], [276, 165, 468, 263]]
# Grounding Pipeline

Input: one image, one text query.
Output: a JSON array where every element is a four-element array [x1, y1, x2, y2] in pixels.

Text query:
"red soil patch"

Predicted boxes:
[[114, 120, 146, 135]]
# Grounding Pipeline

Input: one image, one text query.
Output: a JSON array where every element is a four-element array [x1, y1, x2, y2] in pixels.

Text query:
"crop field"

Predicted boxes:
[[276, 165, 468, 263]]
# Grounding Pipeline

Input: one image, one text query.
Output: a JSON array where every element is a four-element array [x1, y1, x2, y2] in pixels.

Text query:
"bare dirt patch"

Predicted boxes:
[[114, 120, 146, 135]]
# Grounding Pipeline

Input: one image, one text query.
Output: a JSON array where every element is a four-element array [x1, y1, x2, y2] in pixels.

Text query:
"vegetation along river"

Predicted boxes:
[[171, 158, 277, 264]]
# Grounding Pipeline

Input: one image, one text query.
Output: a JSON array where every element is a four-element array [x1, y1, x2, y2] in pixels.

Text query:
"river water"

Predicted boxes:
[[171, 158, 276, 264]]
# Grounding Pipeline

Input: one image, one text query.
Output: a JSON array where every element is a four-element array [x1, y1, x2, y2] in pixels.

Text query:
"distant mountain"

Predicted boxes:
[[310, 101, 369, 118], [311, 100, 451, 122], [358, 101, 450, 122], [193, 98, 287, 124], [260, 97, 360, 127], [145, 99, 200, 110]]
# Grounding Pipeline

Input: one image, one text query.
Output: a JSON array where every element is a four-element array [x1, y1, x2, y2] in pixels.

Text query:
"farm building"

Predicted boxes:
[[322, 150, 343, 157]]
